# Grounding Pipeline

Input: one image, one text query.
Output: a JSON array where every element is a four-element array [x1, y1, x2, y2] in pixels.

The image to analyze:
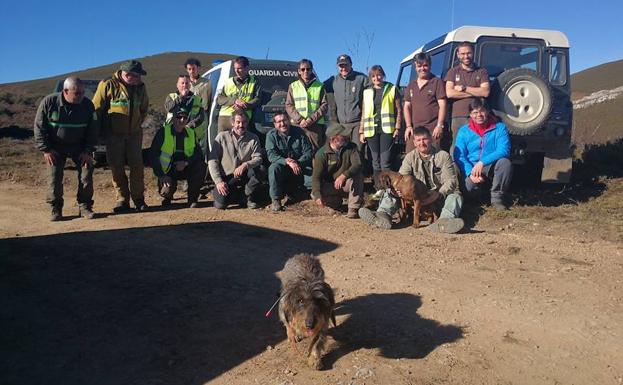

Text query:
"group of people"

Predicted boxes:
[[35, 43, 513, 234]]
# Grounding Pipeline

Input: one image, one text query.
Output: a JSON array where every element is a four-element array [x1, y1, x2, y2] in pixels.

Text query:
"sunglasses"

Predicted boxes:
[[299, 68, 312, 72]]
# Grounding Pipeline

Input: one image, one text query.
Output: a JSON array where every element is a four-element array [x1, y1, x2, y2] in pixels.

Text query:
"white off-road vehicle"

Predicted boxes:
[[397, 26, 572, 183]]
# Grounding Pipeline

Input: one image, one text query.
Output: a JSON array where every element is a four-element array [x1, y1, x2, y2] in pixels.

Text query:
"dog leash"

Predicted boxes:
[[264, 292, 286, 317]]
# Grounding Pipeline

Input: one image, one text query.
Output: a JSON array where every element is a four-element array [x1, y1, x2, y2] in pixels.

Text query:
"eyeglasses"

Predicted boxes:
[[299, 68, 312, 72]]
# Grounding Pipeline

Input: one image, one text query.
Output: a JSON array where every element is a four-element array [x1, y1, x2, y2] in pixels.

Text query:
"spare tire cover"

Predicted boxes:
[[491, 68, 552, 136]]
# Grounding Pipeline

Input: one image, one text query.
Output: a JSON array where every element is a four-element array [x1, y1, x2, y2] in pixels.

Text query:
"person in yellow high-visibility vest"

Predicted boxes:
[[149, 107, 206, 208], [215, 56, 262, 132], [358, 65, 401, 193], [285, 59, 328, 151], [164, 75, 205, 138]]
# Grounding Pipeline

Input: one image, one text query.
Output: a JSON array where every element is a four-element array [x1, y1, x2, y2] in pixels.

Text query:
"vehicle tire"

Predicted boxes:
[[491, 68, 552, 136]]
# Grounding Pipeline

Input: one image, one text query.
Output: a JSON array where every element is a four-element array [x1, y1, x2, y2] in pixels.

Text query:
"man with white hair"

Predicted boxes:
[[34, 77, 99, 221]]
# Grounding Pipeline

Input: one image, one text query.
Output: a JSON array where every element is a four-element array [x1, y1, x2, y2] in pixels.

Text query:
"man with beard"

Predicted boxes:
[[208, 111, 264, 209], [444, 42, 490, 149]]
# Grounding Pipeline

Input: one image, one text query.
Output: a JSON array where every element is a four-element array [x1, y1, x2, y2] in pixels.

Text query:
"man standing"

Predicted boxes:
[[208, 111, 264, 209], [324, 54, 369, 150], [285, 59, 328, 151], [184, 58, 212, 152], [359, 127, 464, 233], [265, 112, 313, 211], [92, 60, 149, 213], [215, 56, 261, 132], [164, 75, 205, 141], [454, 98, 512, 210], [444, 42, 490, 148], [149, 107, 206, 208], [311, 124, 363, 219], [403, 52, 447, 151], [34, 77, 98, 221]]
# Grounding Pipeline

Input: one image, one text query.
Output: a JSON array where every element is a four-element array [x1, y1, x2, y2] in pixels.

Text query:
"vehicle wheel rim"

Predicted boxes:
[[503, 80, 545, 124]]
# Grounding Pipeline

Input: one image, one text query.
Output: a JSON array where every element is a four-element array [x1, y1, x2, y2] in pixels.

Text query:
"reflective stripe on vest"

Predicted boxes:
[[218, 76, 257, 119], [290, 79, 325, 124], [362, 82, 396, 137], [165, 93, 205, 140], [159, 123, 196, 174]]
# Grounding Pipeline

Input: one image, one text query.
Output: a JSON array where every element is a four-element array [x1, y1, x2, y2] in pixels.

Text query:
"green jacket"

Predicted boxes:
[[311, 142, 361, 199], [92, 71, 149, 136]]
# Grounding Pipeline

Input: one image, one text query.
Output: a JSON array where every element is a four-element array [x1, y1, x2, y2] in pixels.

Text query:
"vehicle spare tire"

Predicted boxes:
[[491, 68, 552, 136]]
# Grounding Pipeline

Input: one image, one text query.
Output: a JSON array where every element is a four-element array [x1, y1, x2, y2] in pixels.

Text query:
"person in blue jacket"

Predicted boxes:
[[453, 98, 513, 209]]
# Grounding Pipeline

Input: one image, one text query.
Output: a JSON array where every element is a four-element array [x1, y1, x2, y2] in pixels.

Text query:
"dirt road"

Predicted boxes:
[[1, 180, 621, 385]]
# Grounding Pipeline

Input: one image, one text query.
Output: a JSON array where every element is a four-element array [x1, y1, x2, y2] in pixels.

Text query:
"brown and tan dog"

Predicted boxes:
[[378, 170, 439, 228], [278, 253, 336, 369]]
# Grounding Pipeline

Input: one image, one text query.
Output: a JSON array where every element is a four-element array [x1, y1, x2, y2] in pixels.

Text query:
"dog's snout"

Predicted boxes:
[[305, 316, 315, 330]]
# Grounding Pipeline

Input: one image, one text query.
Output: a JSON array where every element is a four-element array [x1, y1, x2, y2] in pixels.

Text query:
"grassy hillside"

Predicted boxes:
[[571, 59, 623, 100], [0, 52, 234, 128]]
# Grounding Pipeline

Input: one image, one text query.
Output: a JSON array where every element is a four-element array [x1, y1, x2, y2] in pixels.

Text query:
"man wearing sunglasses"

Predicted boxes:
[[285, 59, 328, 151]]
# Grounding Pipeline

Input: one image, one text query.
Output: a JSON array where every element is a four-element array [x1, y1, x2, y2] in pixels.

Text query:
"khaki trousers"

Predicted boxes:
[[320, 174, 363, 210], [106, 134, 145, 203]]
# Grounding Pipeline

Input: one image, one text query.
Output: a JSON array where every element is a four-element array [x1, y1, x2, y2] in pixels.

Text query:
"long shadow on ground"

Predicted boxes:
[[324, 293, 463, 368], [0, 222, 337, 385]]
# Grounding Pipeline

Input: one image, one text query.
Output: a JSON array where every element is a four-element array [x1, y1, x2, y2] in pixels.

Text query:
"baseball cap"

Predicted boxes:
[[336, 54, 352, 66], [120, 60, 147, 75]]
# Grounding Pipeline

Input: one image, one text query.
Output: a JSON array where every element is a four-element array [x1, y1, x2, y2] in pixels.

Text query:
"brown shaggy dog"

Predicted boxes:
[[378, 170, 439, 228], [278, 253, 335, 370]]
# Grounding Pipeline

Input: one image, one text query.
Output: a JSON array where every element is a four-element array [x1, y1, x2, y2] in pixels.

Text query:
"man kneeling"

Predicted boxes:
[[208, 111, 264, 209], [359, 127, 464, 233], [150, 107, 206, 208], [311, 124, 363, 218], [266, 112, 313, 211]]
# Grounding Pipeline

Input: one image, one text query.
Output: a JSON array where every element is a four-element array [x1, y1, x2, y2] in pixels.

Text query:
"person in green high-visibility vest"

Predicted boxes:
[[358, 65, 402, 195], [164, 75, 205, 138], [285, 59, 328, 152], [215, 56, 262, 132], [34, 77, 99, 221], [149, 107, 206, 208]]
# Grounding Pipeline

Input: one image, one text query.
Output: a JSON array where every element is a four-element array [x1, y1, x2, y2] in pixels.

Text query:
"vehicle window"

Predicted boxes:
[[397, 63, 413, 91], [429, 50, 446, 77], [549, 51, 567, 86], [479, 41, 541, 77]]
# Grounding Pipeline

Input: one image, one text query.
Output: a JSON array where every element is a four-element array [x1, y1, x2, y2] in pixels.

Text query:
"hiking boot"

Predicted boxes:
[[161, 198, 172, 207], [346, 208, 359, 219], [113, 201, 131, 214], [358, 208, 391, 229], [50, 207, 62, 222], [428, 217, 464, 234], [247, 198, 258, 209], [491, 200, 508, 211], [79, 206, 95, 219], [272, 199, 285, 212], [134, 200, 149, 212]]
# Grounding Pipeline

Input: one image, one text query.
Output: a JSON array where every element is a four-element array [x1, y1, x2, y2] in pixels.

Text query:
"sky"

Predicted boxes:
[[1, 0, 622, 85]]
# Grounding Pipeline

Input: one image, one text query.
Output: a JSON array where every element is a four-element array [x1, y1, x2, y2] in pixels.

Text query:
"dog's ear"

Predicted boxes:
[[379, 173, 391, 189], [312, 282, 335, 307]]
